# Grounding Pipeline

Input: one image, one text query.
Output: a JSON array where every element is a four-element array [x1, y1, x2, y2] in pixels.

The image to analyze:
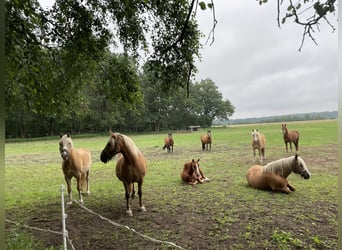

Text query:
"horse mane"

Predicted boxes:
[[263, 156, 294, 176], [118, 133, 140, 160]]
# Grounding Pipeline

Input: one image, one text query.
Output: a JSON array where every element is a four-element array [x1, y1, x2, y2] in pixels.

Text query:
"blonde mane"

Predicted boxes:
[[263, 156, 294, 177], [118, 133, 140, 160]]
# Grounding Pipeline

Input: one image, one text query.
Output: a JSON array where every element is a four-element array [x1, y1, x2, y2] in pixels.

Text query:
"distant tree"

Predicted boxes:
[[190, 79, 235, 127]]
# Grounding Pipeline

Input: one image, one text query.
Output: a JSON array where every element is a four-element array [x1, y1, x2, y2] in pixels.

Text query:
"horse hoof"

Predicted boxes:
[[126, 210, 133, 216], [204, 177, 210, 182], [139, 206, 146, 212], [67, 201, 73, 205]]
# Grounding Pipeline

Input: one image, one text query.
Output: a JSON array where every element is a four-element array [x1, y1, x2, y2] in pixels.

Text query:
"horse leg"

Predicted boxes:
[[287, 181, 296, 191], [289, 142, 293, 152], [294, 140, 299, 152], [209, 143, 211, 151], [64, 176, 73, 205], [124, 183, 133, 216], [137, 181, 146, 212], [85, 170, 90, 194], [285, 142, 288, 153], [261, 148, 265, 162], [76, 177, 84, 203], [253, 148, 256, 162]]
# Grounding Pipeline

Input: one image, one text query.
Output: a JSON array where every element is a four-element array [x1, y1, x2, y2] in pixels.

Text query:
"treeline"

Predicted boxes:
[[5, 52, 234, 138], [213, 111, 337, 126]]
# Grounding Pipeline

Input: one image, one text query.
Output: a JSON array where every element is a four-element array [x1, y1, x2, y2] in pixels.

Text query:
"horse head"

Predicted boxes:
[[252, 129, 259, 142], [100, 130, 121, 163], [207, 130, 211, 138], [292, 155, 311, 179], [191, 159, 201, 177], [281, 124, 288, 136], [59, 134, 73, 161]]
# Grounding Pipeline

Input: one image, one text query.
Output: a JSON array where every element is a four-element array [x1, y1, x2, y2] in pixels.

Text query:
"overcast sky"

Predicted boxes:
[[40, 1, 338, 119], [194, 1, 338, 119]]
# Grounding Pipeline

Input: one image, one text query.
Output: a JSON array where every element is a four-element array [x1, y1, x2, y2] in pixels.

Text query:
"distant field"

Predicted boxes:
[[5, 120, 337, 249]]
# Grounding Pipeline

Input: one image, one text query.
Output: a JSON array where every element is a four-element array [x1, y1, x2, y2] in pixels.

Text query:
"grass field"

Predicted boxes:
[[5, 120, 338, 249]]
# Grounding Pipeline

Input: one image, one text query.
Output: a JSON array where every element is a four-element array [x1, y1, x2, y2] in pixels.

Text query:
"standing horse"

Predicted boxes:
[[162, 132, 174, 153], [201, 130, 212, 151], [282, 124, 300, 153], [180, 159, 210, 185], [59, 134, 91, 205], [251, 129, 266, 163], [246, 155, 310, 193], [100, 131, 147, 216]]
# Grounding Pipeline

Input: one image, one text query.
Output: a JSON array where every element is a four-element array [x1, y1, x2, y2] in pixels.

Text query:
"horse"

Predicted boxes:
[[100, 130, 147, 216], [201, 130, 212, 151], [281, 124, 300, 153], [59, 134, 91, 205], [246, 154, 310, 194], [162, 132, 174, 153], [180, 159, 210, 185], [251, 129, 266, 163]]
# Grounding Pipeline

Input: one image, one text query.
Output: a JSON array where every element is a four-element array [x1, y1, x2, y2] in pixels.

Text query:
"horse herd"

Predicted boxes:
[[58, 123, 310, 216]]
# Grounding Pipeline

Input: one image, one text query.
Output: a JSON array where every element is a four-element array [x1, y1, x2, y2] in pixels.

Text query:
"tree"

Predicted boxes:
[[191, 79, 235, 127], [257, 0, 337, 51]]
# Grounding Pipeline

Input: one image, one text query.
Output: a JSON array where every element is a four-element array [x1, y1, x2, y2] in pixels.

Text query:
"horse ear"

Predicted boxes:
[[59, 134, 63, 138], [67, 133, 70, 137], [192, 159, 195, 162], [197, 158, 200, 162], [295, 154, 298, 160], [109, 129, 115, 136]]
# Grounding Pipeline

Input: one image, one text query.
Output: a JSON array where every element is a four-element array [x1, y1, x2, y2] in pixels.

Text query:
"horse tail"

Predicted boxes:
[[202, 143, 205, 150]]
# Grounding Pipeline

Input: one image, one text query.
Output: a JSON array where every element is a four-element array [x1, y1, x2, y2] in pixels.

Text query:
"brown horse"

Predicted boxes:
[[180, 159, 210, 185], [59, 134, 91, 205], [281, 124, 300, 153], [251, 129, 266, 163], [162, 132, 174, 153], [100, 131, 147, 216], [201, 130, 212, 151], [246, 155, 310, 193]]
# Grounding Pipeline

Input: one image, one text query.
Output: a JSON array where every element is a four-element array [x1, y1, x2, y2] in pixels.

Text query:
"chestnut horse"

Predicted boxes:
[[100, 131, 147, 216], [180, 159, 210, 185], [281, 124, 300, 153], [201, 130, 212, 151], [162, 132, 174, 153], [246, 155, 310, 194], [59, 134, 91, 204], [251, 129, 266, 163]]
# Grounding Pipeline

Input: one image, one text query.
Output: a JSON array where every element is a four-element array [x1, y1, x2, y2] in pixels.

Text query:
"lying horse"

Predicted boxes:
[[251, 129, 266, 163], [180, 159, 210, 185], [246, 155, 310, 193], [282, 124, 300, 153], [201, 130, 212, 151], [59, 134, 91, 204], [162, 132, 174, 153], [100, 130, 147, 216]]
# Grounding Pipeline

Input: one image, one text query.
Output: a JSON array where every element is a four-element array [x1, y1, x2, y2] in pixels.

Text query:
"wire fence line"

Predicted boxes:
[[74, 200, 185, 250]]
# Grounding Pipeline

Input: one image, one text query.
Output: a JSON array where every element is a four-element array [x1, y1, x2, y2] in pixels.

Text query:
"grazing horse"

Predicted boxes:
[[100, 131, 147, 216], [162, 132, 174, 153], [246, 155, 310, 194], [59, 134, 91, 205], [251, 129, 266, 163], [201, 130, 212, 151], [282, 124, 300, 153], [180, 159, 210, 185]]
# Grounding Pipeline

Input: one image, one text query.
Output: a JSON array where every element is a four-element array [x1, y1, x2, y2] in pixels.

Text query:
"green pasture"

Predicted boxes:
[[5, 120, 338, 249]]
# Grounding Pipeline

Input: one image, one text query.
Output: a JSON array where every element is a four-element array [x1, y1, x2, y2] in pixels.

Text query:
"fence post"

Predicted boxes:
[[61, 184, 68, 250]]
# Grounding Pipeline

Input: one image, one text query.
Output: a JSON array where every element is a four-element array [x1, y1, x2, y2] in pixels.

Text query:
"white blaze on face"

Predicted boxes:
[[193, 162, 201, 177], [252, 130, 259, 142]]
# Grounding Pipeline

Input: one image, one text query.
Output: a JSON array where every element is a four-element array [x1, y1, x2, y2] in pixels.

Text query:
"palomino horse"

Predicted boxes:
[[162, 132, 174, 153], [59, 134, 91, 204], [251, 129, 266, 163], [100, 131, 147, 216], [281, 124, 300, 153], [246, 155, 310, 194], [201, 130, 212, 151], [180, 159, 210, 185]]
